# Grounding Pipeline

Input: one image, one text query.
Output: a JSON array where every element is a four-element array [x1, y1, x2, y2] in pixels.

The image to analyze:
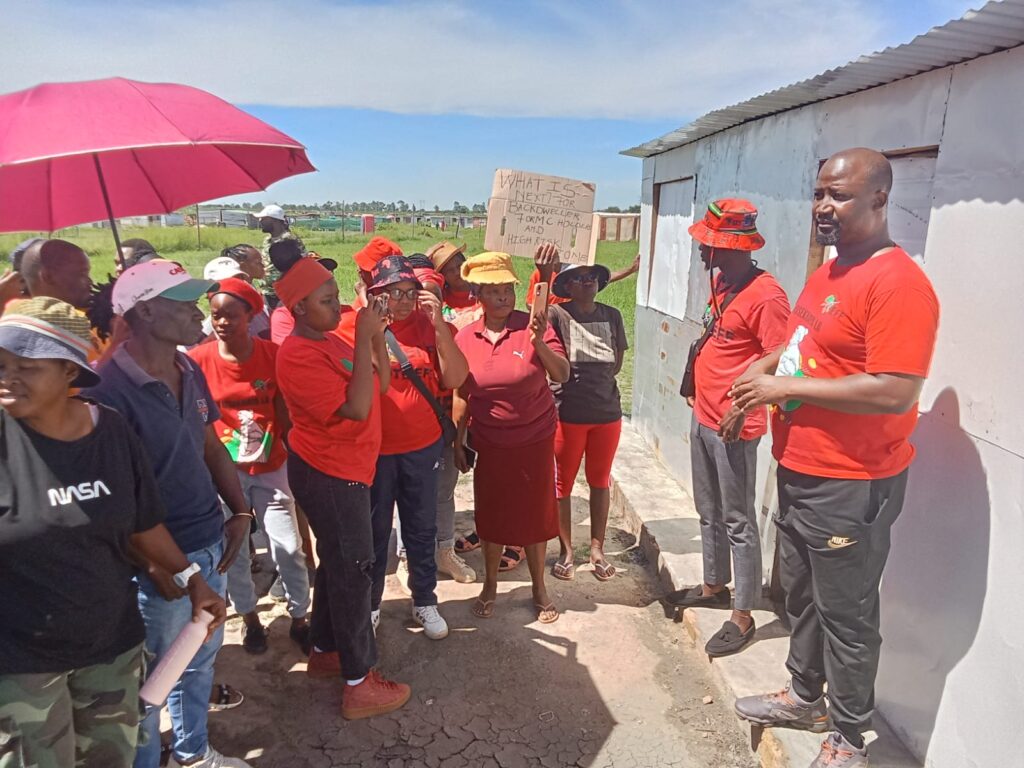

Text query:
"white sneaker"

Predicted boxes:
[[395, 557, 412, 596], [412, 605, 449, 640], [168, 746, 252, 768], [371, 609, 380, 636], [437, 546, 476, 583]]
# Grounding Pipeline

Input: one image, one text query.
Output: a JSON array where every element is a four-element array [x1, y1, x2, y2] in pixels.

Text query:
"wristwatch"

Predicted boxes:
[[173, 562, 201, 589]]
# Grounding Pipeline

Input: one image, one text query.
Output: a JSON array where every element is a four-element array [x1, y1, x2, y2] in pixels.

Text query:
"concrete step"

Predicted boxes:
[[610, 420, 921, 768]]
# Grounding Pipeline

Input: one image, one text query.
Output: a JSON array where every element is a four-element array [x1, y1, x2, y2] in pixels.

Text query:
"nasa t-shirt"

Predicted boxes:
[[0, 404, 165, 673]]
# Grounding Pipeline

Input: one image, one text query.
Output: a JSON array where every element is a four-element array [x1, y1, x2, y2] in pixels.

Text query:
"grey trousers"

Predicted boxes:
[[690, 417, 761, 610], [776, 465, 908, 742]]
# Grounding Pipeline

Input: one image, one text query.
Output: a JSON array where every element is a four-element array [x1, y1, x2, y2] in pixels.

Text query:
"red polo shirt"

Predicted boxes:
[[276, 332, 382, 485], [771, 248, 939, 480], [455, 310, 566, 447]]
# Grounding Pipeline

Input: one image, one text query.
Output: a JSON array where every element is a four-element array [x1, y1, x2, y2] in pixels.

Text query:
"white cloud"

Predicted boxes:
[[0, 0, 914, 120]]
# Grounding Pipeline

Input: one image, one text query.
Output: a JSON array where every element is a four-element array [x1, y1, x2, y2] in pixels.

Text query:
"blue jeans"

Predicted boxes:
[[134, 540, 226, 768], [370, 437, 442, 610]]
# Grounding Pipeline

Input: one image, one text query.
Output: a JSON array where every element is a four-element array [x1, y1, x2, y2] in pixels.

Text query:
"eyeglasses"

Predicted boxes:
[[567, 274, 598, 284], [382, 287, 418, 301]]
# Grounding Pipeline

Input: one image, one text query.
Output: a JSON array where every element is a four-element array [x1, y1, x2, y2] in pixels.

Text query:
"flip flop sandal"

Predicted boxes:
[[455, 532, 481, 554], [534, 603, 559, 624], [552, 561, 575, 581], [208, 683, 245, 711], [592, 561, 616, 582], [498, 546, 525, 572], [472, 598, 495, 618]]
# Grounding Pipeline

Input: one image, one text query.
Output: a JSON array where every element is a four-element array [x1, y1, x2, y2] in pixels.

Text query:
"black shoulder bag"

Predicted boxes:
[[384, 329, 459, 445], [679, 268, 763, 399]]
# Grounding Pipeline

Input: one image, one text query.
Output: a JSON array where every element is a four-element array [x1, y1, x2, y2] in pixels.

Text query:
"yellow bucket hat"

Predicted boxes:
[[461, 252, 520, 285]]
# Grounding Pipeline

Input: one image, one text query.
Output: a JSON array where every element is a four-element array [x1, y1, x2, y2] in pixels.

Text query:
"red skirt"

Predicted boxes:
[[472, 432, 558, 546]]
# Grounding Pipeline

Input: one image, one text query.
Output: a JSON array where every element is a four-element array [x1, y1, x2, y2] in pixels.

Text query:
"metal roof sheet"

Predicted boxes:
[[622, 0, 1024, 158]]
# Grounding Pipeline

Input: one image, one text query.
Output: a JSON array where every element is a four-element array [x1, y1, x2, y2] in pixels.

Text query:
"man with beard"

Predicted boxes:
[[257, 205, 305, 310], [662, 199, 790, 658], [730, 148, 939, 768]]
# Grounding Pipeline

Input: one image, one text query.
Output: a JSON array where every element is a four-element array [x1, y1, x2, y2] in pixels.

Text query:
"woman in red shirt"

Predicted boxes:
[[188, 278, 311, 656], [273, 258, 411, 721], [453, 252, 570, 623], [364, 256, 468, 641]]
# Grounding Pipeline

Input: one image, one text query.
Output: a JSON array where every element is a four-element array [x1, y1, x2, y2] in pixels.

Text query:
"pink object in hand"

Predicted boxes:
[[139, 610, 214, 706]]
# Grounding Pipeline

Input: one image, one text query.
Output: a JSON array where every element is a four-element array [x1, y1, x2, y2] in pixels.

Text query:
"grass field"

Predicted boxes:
[[0, 224, 641, 412]]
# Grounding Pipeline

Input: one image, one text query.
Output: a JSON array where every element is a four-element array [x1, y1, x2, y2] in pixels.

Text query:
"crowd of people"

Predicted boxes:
[[0, 147, 938, 768]]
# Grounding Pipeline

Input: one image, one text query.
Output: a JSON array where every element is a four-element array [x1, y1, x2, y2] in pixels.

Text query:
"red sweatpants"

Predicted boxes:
[[554, 419, 622, 499]]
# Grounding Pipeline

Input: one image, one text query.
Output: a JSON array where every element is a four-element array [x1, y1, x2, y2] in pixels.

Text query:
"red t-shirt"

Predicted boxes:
[[188, 339, 286, 475], [455, 310, 566, 447], [526, 269, 570, 306], [694, 272, 790, 439], [379, 313, 457, 455], [276, 333, 382, 485], [771, 248, 939, 480], [270, 306, 294, 345]]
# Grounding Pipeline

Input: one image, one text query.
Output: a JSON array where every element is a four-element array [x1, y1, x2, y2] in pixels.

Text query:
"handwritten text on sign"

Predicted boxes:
[[485, 169, 596, 265]]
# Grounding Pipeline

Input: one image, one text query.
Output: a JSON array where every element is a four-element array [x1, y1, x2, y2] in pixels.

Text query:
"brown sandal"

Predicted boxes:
[[472, 598, 495, 618], [534, 603, 559, 624], [498, 546, 525, 572], [592, 560, 616, 582], [552, 560, 575, 581]]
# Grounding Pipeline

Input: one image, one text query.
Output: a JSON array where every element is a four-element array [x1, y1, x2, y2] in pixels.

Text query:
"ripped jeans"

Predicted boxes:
[[288, 453, 378, 681]]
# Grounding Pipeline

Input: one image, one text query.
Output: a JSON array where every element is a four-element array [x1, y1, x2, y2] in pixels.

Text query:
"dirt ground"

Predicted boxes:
[[195, 476, 758, 768]]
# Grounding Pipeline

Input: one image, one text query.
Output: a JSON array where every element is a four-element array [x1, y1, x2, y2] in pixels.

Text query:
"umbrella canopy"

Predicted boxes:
[[0, 77, 315, 233]]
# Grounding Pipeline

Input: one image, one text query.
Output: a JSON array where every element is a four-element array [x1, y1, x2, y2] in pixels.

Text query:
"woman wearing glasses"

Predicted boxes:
[[365, 256, 469, 641], [546, 264, 629, 584]]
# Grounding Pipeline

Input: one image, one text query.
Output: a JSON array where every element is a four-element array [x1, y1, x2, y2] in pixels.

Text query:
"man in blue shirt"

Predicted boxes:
[[86, 260, 253, 768]]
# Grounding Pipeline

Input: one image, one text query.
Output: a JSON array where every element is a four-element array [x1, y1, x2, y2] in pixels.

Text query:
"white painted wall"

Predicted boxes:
[[631, 45, 1024, 768]]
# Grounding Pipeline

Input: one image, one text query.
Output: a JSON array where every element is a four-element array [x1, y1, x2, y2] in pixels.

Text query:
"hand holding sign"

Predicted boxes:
[[485, 169, 596, 265]]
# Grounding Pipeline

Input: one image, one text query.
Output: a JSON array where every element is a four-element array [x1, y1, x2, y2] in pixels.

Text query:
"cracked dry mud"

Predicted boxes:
[[198, 476, 757, 768]]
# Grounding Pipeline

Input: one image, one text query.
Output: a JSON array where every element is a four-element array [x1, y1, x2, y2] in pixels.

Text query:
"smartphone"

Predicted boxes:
[[529, 281, 550, 324]]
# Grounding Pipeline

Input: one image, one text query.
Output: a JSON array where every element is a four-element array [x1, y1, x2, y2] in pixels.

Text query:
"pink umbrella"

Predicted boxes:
[[0, 77, 315, 263]]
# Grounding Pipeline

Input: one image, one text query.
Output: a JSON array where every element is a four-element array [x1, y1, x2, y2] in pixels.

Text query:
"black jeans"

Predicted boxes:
[[370, 437, 443, 610], [775, 465, 908, 743], [288, 453, 378, 681]]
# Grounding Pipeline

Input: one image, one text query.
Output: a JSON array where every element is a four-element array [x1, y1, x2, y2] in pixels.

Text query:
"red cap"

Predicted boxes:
[[208, 277, 264, 315], [353, 236, 403, 271]]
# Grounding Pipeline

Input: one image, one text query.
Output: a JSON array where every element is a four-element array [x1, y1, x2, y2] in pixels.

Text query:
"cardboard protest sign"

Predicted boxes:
[[485, 169, 596, 265]]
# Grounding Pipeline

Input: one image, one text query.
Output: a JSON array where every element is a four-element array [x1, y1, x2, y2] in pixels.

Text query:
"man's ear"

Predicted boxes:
[[873, 189, 889, 210]]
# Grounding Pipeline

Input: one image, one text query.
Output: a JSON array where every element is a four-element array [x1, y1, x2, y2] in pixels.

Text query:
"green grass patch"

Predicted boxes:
[[0, 224, 639, 412]]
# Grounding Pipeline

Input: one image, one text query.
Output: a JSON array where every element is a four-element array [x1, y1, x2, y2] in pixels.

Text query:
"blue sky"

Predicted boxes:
[[3, 0, 974, 208]]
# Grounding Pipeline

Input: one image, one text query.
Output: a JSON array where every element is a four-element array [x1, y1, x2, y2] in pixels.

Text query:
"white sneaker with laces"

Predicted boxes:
[[412, 604, 449, 640], [437, 545, 476, 583], [168, 746, 252, 768], [371, 609, 380, 636]]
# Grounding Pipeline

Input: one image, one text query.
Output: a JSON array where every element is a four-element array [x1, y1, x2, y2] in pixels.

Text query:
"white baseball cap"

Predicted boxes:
[[203, 256, 248, 282], [257, 204, 286, 221], [112, 259, 217, 315]]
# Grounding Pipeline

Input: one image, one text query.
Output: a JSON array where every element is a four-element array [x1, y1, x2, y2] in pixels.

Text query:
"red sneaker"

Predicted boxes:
[[341, 670, 411, 720], [306, 650, 341, 679]]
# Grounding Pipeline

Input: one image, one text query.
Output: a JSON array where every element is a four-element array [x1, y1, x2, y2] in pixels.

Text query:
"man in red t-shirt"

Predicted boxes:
[[731, 149, 939, 767], [663, 199, 790, 660]]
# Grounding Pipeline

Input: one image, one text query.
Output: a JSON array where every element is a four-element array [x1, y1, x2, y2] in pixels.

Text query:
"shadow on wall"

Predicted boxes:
[[876, 387, 990, 761]]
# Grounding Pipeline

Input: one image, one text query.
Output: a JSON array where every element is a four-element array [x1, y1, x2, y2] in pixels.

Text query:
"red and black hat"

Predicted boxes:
[[369, 255, 421, 292], [688, 198, 765, 251]]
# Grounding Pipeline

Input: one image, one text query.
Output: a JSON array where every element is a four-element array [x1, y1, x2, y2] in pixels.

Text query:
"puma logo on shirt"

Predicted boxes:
[[47, 481, 112, 507]]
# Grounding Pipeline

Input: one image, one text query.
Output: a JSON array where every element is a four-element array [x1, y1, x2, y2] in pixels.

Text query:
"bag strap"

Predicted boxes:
[[384, 329, 449, 425], [694, 267, 764, 356]]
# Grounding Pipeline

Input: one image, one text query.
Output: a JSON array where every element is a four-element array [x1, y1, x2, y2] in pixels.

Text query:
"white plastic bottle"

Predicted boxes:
[[139, 610, 214, 706]]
